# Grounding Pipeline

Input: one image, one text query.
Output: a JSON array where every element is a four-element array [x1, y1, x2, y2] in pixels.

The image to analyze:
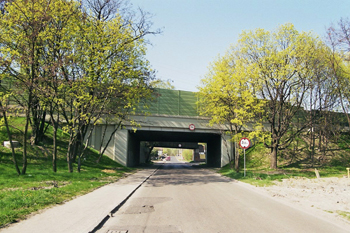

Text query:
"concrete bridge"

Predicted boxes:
[[89, 89, 233, 167]]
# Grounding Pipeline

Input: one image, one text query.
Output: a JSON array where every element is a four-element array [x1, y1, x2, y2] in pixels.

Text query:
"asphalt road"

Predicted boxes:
[[96, 157, 350, 233]]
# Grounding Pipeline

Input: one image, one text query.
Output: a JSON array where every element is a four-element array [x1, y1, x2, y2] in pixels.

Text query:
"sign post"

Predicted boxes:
[[239, 138, 251, 177]]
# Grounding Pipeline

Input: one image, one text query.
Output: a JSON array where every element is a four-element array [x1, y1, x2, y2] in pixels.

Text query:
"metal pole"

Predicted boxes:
[[244, 149, 246, 177]]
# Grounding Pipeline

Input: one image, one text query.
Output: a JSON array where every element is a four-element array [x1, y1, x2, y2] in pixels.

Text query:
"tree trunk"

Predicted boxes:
[[77, 156, 81, 173], [97, 121, 122, 163], [234, 141, 239, 172], [97, 124, 108, 161], [1, 107, 20, 175], [38, 110, 46, 143], [338, 89, 350, 128], [270, 144, 278, 169], [309, 87, 314, 166], [22, 110, 29, 175], [52, 125, 57, 172], [71, 137, 79, 163], [77, 124, 96, 172], [66, 135, 74, 173], [50, 112, 58, 172], [30, 102, 46, 145]]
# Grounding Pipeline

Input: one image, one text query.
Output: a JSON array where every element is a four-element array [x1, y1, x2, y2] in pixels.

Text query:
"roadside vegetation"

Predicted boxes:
[[181, 150, 194, 162], [0, 0, 159, 175], [0, 1, 158, 226], [219, 137, 350, 187], [0, 117, 134, 228], [151, 148, 195, 162], [199, 20, 350, 173]]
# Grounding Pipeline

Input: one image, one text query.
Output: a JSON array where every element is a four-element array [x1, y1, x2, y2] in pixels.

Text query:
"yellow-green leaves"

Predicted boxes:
[[198, 50, 265, 142], [201, 23, 329, 169], [0, 0, 156, 172]]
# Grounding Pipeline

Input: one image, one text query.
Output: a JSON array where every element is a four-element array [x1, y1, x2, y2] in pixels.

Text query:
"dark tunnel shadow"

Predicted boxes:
[[141, 163, 236, 187]]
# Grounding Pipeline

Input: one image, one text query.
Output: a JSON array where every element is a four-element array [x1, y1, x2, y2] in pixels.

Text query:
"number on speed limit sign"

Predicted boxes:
[[239, 138, 250, 149]]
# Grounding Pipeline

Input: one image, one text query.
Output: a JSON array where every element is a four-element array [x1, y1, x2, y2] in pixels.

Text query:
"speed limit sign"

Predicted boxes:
[[239, 138, 250, 149], [239, 137, 250, 178]]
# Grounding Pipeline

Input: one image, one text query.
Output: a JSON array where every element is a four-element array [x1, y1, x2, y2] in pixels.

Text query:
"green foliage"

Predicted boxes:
[[219, 164, 345, 187], [0, 0, 156, 172], [182, 149, 193, 162], [162, 148, 176, 156], [201, 23, 334, 170], [219, 137, 350, 187], [0, 117, 26, 142], [149, 150, 158, 159], [244, 143, 270, 168], [198, 52, 266, 142], [336, 211, 350, 221], [151, 79, 175, 90], [159, 148, 193, 162]]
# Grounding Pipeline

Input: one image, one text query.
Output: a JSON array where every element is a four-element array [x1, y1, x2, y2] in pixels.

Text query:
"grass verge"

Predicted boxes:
[[219, 165, 348, 187], [336, 211, 350, 221], [0, 117, 135, 228]]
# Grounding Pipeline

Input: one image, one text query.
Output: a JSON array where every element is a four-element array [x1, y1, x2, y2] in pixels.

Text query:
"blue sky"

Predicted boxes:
[[131, 0, 350, 92]]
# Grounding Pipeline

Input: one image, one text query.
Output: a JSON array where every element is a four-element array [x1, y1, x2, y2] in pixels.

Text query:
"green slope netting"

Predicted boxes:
[[137, 89, 199, 116]]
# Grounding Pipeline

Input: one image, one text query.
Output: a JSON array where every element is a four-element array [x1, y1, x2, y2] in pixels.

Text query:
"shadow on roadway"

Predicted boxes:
[[143, 162, 235, 187]]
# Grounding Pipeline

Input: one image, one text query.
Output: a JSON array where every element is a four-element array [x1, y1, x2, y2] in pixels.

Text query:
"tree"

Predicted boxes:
[[0, 0, 157, 173], [198, 53, 265, 171], [236, 23, 328, 169], [0, 0, 85, 173], [57, 0, 156, 172], [0, 0, 61, 174], [301, 44, 338, 165], [326, 18, 350, 128], [0, 92, 20, 175], [152, 79, 175, 90], [36, 0, 81, 172]]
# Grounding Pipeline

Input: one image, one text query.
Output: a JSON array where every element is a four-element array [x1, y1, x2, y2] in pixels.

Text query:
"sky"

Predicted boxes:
[[131, 0, 350, 92]]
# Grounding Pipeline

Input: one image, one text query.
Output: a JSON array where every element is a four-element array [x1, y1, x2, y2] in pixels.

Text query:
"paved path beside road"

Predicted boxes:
[[0, 167, 158, 233]]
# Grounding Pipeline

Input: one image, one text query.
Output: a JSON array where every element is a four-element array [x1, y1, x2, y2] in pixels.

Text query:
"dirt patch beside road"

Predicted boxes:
[[261, 177, 350, 219]]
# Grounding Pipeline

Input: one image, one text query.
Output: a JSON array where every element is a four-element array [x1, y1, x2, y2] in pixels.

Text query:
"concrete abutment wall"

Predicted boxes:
[[88, 115, 233, 168]]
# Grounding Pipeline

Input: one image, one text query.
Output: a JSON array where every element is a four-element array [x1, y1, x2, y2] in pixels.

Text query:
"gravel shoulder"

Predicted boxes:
[[259, 177, 350, 222]]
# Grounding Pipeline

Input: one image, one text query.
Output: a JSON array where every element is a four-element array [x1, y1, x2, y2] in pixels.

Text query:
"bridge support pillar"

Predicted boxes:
[[113, 129, 128, 167], [126, 130, 140, 167], [220, 134, 233, 167], [139, 142, 149, 164], [206, 134, 221, 167]]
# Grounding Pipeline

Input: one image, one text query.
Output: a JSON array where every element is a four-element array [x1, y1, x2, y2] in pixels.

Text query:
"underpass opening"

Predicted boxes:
[[127, 130, 221, 167], [146, 143, 206, 163]]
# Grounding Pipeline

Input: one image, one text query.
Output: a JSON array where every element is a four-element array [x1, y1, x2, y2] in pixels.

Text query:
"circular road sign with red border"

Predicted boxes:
[[189, 124, 195, 131], [239, 138, 251, 149]]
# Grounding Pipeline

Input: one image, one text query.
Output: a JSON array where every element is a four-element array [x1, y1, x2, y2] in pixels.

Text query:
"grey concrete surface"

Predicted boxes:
[[96, 162, 350, 233], [0, 168, 158, 233]]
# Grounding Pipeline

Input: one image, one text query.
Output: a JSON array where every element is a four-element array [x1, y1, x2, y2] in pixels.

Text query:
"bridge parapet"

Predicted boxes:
[[137, 89, 200, 117], [128, 115, 223, 133]]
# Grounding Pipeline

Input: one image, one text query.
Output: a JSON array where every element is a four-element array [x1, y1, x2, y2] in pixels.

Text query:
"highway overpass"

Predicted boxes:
[[88, 89, 234, 167]]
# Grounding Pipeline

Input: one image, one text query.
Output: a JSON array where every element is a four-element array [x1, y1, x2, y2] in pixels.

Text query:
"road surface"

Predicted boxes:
[[96, 157, 350, 233]]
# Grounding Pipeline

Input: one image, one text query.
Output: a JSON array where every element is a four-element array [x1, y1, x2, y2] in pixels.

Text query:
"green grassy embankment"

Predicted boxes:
[[0, 117, 134, 228], [219, 142, 350, 187]]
